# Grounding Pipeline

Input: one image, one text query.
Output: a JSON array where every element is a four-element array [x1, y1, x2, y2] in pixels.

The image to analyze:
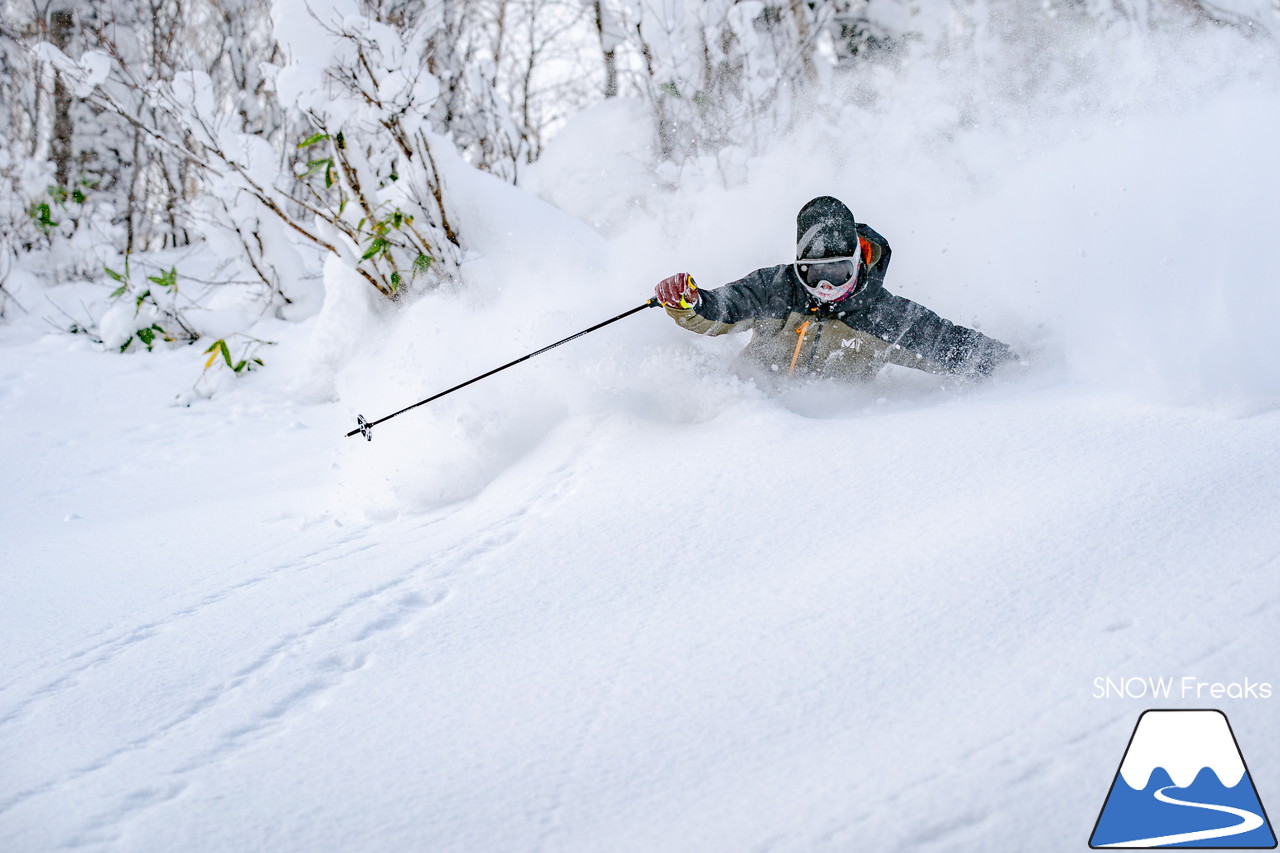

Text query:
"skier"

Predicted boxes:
[[655, 196, 1017, 382]]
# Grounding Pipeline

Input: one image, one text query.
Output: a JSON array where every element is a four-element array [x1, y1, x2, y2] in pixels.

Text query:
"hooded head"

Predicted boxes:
[[795, 196, 864, 302]]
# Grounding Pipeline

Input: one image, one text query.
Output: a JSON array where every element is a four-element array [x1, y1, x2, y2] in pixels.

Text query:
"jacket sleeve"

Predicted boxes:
[[868, 294, 1017, 376], [663, 266, 783, 336]]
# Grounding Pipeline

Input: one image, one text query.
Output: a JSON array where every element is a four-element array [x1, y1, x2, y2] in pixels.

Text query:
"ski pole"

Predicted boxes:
[[347, 298, 661, 440]]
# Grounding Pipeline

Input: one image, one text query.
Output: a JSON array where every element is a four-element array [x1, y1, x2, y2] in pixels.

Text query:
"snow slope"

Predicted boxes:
[[4, 24, 1280, 853]]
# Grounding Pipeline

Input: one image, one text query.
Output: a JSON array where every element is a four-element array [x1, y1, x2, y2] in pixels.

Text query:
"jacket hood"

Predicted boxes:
[[796, 196, 860, 260]]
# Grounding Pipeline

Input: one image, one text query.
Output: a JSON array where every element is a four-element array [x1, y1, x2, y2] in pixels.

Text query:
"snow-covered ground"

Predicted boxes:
[[4, 26, 1280, 853]]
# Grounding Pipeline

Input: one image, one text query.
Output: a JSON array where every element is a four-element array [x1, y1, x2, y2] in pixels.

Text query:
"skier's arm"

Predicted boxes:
[[871, 295, 1017, 376], [658, 268, 777, 336]]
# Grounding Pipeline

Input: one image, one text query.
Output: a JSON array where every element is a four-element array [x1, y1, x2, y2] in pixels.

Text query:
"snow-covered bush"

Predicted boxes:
[[268, 0, 462, 297], [77, 0, 465, 304], [12, 0, 467, 335], [97, 262, 199, 353]]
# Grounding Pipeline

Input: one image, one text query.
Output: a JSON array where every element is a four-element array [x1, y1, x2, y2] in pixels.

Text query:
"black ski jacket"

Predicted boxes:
[[665, 224, 1016, 379]]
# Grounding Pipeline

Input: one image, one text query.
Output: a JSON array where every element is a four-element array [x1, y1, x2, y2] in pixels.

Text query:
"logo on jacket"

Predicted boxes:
[[1089, 710, 1276, 848]]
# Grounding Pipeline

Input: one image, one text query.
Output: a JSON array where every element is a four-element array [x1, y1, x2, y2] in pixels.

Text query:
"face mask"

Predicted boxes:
[[795, 255, 860, 302]]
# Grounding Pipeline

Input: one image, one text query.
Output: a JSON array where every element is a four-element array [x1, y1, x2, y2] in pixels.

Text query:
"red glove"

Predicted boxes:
[[655, 273, 699, 309]]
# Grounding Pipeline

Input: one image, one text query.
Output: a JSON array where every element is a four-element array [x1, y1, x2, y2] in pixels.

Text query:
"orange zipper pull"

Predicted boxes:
[[789, 320, 811, 376]]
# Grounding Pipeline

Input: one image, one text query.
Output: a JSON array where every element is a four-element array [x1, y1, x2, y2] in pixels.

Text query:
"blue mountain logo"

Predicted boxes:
[[1090, 709, 1276, 848]]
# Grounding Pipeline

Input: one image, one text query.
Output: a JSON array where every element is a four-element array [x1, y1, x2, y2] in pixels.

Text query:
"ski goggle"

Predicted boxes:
[[794, 256, 859, 289]]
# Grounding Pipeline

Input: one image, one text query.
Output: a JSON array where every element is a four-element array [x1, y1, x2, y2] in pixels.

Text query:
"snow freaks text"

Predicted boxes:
[[1093, 677, 1273, 701]]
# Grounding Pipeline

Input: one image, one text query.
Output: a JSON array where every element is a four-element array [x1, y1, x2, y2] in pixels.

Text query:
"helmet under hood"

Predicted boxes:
[[795, 196, 864, 302]]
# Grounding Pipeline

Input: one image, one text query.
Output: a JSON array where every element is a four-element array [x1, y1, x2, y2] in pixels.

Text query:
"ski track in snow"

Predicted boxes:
[[1, 537, 408, 815], [0, 434, 594, 848], [4, 386, 1279, 851], [2, 571, 448, 844], [0, 532, 387, 730]]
